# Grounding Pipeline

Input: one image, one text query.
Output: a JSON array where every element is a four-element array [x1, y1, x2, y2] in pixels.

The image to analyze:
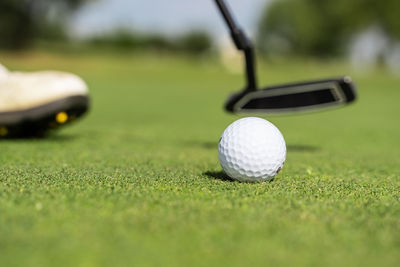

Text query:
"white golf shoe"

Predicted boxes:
[[0, 64, 90, 137]]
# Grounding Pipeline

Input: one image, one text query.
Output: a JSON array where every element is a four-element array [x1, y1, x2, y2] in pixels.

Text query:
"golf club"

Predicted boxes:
[[215, 0, 357, 114]]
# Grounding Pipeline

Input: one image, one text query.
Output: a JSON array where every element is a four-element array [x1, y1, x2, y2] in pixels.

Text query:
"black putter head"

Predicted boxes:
[[225, 77, 357, 114], [215, 0, 357, 115]]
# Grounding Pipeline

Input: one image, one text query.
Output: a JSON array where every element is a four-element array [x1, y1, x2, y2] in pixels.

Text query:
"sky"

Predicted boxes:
[[69, 0, 269, 39]]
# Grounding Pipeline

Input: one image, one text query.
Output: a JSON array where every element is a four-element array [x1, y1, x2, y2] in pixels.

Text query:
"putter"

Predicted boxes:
[[215, 0, 357, 114]]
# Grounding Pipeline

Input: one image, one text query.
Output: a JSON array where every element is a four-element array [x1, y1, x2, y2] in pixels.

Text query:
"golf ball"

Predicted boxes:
[[218, 117, 286, 182]]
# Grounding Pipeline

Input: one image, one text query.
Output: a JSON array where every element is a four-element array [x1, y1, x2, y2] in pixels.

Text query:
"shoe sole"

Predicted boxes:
[[0, 95, 89, 138]]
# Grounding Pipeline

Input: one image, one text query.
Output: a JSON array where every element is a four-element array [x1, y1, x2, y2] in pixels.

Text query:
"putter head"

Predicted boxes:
[[225, 76, 357, 114]]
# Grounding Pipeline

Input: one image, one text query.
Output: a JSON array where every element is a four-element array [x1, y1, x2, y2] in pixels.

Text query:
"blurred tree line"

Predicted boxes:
[[4, 0, 398, 57], [0, 0, 212, 54], [88, 30, 212, 54], [0, 0, 88, 49], [258, 0, 400, 57]]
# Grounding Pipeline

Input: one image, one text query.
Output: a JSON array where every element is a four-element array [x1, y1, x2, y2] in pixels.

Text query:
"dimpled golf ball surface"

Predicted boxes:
[[218, 117, 286, 182]]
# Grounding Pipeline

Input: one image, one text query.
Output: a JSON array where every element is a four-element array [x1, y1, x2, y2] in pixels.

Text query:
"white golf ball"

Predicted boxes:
[[218, 117, 286, 182]]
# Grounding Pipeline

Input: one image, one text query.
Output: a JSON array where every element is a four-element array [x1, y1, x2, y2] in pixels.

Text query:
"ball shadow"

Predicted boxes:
[[203, 171, 234, 182], [203, 171, 276, 183]]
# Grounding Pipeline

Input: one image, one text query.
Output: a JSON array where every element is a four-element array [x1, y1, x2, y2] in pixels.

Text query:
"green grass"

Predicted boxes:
[[0, 51, 399, 267]]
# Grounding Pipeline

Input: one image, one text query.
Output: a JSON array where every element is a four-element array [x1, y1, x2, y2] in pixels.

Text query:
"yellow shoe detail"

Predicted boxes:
[[0, 127, 8, 136], [56, 112, 69, 124]]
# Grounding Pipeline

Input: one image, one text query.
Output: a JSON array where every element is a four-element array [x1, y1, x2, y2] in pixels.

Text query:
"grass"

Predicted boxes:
[[0, 51, 399, 267]]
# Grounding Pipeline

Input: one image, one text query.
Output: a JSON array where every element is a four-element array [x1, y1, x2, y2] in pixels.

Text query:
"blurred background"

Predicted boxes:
[[1, 0, 399, 73]]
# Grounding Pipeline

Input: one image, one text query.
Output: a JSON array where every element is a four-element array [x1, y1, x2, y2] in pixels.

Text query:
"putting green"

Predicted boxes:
[[0, 52, 399, 267]]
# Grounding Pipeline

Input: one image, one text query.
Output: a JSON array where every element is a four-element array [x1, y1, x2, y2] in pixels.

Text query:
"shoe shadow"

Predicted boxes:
[[180, 141, 217, 150], [0, 133, 78, 142], [45, 134, 79, 142], [203, 171, 234, 182]]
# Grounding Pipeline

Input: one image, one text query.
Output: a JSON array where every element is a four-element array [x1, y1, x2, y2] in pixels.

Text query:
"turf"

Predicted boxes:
[[0, 52, 399, 267]]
